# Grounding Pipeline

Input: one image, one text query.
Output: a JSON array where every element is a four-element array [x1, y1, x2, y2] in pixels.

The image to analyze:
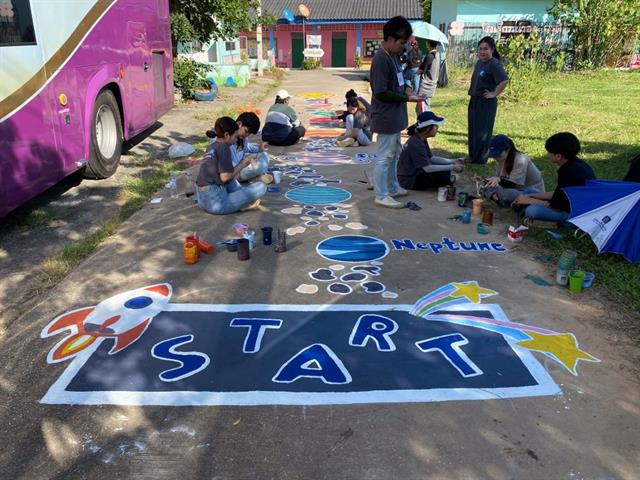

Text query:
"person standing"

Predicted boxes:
[[416, 40, 440, 113], [405, 40, 423, 93], [369, 16, 425, 208], [467, 36, 509, 164]]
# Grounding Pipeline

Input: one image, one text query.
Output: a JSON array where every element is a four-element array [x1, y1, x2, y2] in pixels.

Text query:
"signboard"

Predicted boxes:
[[306, 35, 321, 47], [303, 48, 324, 58]]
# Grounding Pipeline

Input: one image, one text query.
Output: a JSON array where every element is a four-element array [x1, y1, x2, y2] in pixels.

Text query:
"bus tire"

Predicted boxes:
[[83, 89, 123, 179]]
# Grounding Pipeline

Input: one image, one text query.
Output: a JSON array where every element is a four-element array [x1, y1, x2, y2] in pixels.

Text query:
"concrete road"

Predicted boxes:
[[0, 69, 638, 480]]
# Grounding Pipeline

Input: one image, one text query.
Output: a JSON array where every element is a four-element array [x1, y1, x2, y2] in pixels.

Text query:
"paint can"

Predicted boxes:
[[186, 234, 199, 260], [446, 185, 457, 201], [437, 187, 447, 202], [477, 223, 490, 234], [472, 198, 483, 216], [556, 268, 569, 286], [274, 229, 287, 253], [457, 192, 469, 207], [568, 270, 585, 294], [461, 210, 471, 224], [262, 226, 273, 245], [482, 208, 494, 226], [183, 241, 198, 264], [237, 239, 250, 261]]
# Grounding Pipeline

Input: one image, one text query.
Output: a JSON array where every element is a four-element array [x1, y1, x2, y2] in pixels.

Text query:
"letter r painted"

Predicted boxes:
[[349, 314, 398, 351]]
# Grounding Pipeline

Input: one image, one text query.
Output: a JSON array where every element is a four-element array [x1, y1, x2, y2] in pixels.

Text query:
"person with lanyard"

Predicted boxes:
[[513, 132, 596, 224], [467, 36, 509, 164], [261, 89, 306, 146], [397, 111, 463, 191], [196, 117, 266, 215], [476, 134, 545, 206], [369, 16, 425, 208], [336, 96, 372, 147], [210, 112, 272, 184], [416, 40, 440, 113]]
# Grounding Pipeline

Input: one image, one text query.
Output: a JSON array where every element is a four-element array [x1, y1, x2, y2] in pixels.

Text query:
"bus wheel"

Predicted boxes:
[[83, 89, 123, 179]]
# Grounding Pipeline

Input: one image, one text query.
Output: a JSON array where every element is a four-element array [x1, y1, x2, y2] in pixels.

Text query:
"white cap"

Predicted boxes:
[[276, 89, 291, 99]]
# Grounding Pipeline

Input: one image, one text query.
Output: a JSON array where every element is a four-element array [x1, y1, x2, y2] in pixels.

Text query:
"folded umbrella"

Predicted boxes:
[[564, 179, 640, 262]]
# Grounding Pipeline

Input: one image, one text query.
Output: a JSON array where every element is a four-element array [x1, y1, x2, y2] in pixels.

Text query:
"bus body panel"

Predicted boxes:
[[0, 0, 173, 216]]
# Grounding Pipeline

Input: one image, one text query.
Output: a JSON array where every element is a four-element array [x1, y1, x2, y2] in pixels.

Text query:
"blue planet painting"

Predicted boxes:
[[285, 186, 351, 205], [316, 235, 389, 263]]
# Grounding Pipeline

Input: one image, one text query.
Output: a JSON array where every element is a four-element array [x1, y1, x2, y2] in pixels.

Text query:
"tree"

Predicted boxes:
[[170, 0, 269, 45], [422, 0, 432, 23], [549, 0, 640, 68]]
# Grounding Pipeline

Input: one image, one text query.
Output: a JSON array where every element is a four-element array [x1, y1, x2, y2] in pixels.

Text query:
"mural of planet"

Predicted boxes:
[[286, 186, 352, 205], [316, 235, 390, 263]]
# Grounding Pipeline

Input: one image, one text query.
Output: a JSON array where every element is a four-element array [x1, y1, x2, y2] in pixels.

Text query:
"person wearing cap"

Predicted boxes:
[[336, 96, 372, 147], [397, 111, 463, 190], [513, 132, 595, 224], [476, 134, 545, 206], [261, 90, 306, 146], [370, 16, 426, 208]]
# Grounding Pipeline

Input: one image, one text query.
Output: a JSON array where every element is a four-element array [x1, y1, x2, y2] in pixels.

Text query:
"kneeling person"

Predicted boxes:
[[397, 111, 463, 190], [196, 117, 266, 215], [337, 96, 372, 147]]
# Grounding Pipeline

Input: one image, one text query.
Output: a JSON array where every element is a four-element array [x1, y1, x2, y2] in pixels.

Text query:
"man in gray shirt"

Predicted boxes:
[[370, 16, 425, 209]]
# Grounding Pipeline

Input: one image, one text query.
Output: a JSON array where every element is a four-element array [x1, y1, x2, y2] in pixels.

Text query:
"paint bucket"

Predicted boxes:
[[568, 270, 585, 294], [482, 208, 494, 226], [477, 223, 490, 234], [273, 171, 283, 184], [446, 185, 457, 201], [183, 241, 198, 264], [457, 192, 469, 207], [557, 250, 577, 271], [262, 226, 273, 245], [437, 187, 447, 202], [556, 268, 569, 286], [582, 272, 595, 288], [472, 198, 483, 216], [237, 239, 250, 261]]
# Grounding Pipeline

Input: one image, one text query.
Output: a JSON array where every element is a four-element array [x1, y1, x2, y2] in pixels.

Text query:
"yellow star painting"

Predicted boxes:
[[450, 281, 498, 304], [517, 331, 600, 375]]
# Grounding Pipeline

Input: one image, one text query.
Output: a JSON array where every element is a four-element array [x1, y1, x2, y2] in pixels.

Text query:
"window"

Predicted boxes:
[[0, 0, 36, 46], [225, 41, 236, 51]]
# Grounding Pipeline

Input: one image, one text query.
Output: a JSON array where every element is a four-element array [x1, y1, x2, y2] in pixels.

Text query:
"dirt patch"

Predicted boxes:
[[0, 74, 280, 333]]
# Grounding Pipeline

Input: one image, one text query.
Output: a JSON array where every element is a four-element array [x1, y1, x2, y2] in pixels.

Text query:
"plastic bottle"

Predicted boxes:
[[169, 171, 178, 199]]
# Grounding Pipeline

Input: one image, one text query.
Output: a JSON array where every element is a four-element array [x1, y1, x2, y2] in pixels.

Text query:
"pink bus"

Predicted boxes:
[[0, 0, 173, 216]]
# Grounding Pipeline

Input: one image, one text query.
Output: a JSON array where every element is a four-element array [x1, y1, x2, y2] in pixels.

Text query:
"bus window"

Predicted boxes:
[[0, 0, 36, 46]]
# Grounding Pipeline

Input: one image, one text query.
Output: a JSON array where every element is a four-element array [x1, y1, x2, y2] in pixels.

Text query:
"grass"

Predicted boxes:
[[428, 67, 640, 314]]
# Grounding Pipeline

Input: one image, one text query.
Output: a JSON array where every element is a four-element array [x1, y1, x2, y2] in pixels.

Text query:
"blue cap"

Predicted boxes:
[[416, 111, 445, 129], [488, 135, 512, 157]]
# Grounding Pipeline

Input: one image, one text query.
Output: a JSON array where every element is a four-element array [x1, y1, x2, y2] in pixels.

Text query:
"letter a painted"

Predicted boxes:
[[151, 335, 210, 382], [273, 344, 352, 384], [349, 314, 398, 351], [415, 333, 483, 378]]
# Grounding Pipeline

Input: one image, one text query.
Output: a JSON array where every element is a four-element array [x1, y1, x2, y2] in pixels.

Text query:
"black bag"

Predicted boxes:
[[438, 59, 449, 87]]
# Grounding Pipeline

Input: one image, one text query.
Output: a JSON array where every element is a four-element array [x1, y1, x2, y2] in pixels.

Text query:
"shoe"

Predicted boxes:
[[390, 187, 408, 198], [259, 174, 273, 185], [374, 196, 403, 209], [240, 199, 261, 211], [337, 138, 356, 147]]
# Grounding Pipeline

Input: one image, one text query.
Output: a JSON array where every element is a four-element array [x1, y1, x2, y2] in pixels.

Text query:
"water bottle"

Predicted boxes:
[[169, 171, 178, 199]]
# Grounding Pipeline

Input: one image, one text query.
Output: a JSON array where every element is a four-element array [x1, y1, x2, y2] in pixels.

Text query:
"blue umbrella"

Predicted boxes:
[[282, 9, 295, 23], [564, 179, 640, 262], [410, 21, 449, 46]]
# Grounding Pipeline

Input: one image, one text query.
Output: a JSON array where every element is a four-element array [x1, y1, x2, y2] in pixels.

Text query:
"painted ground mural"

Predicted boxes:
[[41, 282, 598, 406]]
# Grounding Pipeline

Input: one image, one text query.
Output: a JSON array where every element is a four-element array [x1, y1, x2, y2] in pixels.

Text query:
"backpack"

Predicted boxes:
[[438, 59, 449, 87]]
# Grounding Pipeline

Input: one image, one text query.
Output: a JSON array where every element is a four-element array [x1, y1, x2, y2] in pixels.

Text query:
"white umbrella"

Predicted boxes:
[[410, 21, 449, 46]]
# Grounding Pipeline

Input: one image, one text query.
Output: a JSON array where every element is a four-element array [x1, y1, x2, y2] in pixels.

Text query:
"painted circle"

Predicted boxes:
[[124, 296, 153, 309], [286, 186, 352, 205], [316, 235, 389, 263]]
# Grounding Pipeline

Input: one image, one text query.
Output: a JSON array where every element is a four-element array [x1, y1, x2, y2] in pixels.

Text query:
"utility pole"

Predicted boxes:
[[256, 0, 264, 77]]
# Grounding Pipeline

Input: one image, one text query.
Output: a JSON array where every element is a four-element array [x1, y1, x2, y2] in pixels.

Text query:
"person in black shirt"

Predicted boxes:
[[513, 132, 596, 223], [196, 117, 266, 214]]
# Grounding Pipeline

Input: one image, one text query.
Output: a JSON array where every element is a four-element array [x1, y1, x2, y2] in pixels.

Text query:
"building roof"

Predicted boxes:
[[262, 0, 423, 22]]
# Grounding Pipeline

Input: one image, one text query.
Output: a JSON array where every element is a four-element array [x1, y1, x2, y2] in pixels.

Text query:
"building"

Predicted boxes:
[[260, 0, 423, 68], [431, 0, 555, 36]]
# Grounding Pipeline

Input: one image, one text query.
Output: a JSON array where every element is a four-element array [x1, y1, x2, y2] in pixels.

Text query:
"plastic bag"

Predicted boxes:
[[168, 142, 195, 159]]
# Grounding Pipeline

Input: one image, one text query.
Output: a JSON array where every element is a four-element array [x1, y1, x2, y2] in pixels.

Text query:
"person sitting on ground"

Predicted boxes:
[[261, 89, 306, 146], [475, 134, 545, 206], [196, 116, 266, 215], [336, 89, 370, 121], [513, 132, 596, 224], [210, 112, 271, 183], [397, 111, 464, 190], [337, 96, 372, 147]]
